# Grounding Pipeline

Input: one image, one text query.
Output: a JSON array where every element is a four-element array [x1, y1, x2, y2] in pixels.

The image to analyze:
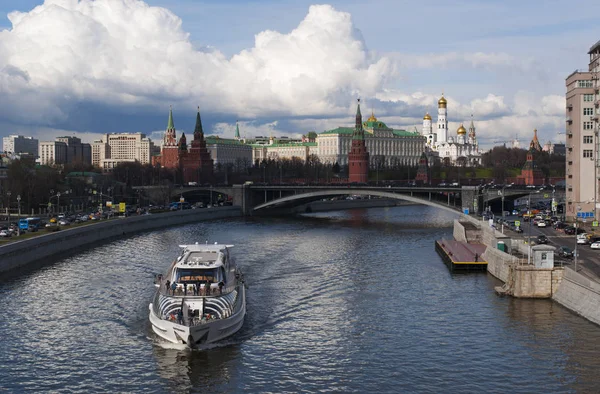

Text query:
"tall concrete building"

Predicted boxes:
[[39, 141, 68, 165], [56, 136, 92, 165], [565, 39, 600, 220], [2, 135, 39, 156], [91, 132, 154, 171]]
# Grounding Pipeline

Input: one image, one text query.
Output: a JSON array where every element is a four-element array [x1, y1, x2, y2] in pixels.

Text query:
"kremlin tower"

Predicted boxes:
[[348, 99, 370, 183], [161, 107, 181, 169], [155, 106, 214, 184]]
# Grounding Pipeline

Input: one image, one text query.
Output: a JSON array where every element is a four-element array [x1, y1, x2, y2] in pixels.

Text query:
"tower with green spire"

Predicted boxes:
[[235, 121, 241, 140], [164, 105, 177, 146], [183, 106, 214, 184], [348, 99, 369, 183], [160, 105, 181, 169]]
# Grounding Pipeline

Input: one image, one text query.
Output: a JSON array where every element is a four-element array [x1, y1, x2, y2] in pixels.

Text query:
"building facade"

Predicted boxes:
[[204, 136, 253, 168], [251, 137, 318, 163], [565, 68, 597, 220], [56, 136, 92, 165], [39, 141, 68, 165], [2, 135, 39, 156], [91, 132, 154, 170], [317, 112, 425, 167], [423, 96, 481, 166]]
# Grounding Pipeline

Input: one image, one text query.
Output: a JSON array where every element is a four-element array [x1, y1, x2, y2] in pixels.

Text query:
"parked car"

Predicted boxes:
[[577, 237, 588, 245], [537, 221, 547, 228], [591, 242, 600, 250], [557, 246, 574, 258], [536, 235, 548, 244], [0, 229, 11, 238]]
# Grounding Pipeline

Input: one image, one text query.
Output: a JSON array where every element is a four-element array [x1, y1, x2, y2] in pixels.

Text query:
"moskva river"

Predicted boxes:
[[2, 206, 600, 393]]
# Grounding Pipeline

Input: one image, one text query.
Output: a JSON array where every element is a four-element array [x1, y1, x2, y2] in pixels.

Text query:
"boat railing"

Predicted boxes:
[[155, 278, 237, 298]]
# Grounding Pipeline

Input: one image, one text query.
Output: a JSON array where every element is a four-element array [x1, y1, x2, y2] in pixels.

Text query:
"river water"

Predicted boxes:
[[1, 206, 600, 393]]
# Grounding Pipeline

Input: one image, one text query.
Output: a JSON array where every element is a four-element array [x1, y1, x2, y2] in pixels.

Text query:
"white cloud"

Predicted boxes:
[[0, 1, 394, 124], [0, 0, 569, 149]]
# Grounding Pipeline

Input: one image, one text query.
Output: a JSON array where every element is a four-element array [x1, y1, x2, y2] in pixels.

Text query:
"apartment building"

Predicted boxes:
[[565, 39, 600, 220]]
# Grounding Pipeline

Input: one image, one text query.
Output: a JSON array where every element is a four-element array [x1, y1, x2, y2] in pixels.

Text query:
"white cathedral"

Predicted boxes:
[[422, 94, 481, 166]]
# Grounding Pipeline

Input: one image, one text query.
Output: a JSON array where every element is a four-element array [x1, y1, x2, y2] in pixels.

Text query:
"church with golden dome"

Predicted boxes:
[[421, 94, 481, 166]]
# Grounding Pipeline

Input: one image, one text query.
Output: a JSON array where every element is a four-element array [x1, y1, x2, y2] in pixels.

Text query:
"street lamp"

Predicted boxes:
[[527, 189, 542, 266], [575, 205, 582, 272], [6, 191, 11, 226], [16, 195, 21, 236]]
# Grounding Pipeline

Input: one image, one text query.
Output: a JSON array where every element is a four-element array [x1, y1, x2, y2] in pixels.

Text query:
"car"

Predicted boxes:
[[577, 237, 588, 245], [591, 242, 600, 250], [537, 221, 547, 228], [536, 235, 548, 244], [0, 229, 11, 238], [558, 246, 574, 258]]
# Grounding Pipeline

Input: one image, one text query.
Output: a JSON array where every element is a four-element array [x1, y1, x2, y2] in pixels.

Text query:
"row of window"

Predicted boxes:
[[584, 94, 595, 102], [578, 80, 594, 88], [584, 108, 594, 116], [584, 150, 593, 158]]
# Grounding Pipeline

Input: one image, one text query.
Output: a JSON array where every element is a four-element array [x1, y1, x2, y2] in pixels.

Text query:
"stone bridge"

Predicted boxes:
[[136, 184, 562, 216]]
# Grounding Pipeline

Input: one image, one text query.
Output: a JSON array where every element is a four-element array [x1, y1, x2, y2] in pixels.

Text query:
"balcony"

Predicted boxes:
[[567, 103, 573, 111], [566, 117, 573, 124]]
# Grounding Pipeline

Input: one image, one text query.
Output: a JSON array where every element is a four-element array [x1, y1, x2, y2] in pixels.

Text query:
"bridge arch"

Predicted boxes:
[[253, 189, 463, 215]]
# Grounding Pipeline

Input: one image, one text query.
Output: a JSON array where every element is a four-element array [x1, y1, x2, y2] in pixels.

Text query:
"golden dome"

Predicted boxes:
[[438, 95, 447, 108], [457, 124, 467, 135], [423, 113, 432, 120], [367, 111, 377, 122]]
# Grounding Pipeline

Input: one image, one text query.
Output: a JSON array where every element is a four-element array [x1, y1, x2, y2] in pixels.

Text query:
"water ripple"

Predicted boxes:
[[1, 207, 599, 393]]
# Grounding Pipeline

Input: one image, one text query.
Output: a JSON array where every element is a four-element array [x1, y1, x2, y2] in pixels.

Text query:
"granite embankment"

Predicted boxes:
[[0, 206, 241, 274], [456, 217, 600, 326]]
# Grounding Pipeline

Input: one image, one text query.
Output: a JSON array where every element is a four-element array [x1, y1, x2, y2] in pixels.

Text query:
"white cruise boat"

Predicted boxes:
[[149, 242, 246, 347]]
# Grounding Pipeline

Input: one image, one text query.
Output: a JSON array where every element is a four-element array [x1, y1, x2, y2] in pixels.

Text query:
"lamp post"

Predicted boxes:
[[6, 191, 11, 226], [16, 195, 21, 236], [179, 186, 183, 211], [575, 205, 582, 272], [527, 189, 541, 266]]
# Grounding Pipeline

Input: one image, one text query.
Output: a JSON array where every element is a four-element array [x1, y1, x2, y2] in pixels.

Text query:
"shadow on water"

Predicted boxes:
[[152, 339, 243, 392]]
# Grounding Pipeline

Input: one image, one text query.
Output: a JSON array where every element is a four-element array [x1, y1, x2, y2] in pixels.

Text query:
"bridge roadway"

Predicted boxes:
[[135, 184, 563, 215]]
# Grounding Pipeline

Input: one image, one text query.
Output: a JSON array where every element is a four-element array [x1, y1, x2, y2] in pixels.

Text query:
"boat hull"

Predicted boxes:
[[149, 285, 246, 347]]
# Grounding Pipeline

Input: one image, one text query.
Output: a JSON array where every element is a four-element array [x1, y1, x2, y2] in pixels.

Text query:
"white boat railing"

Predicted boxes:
[[155, 279, 238, 298]]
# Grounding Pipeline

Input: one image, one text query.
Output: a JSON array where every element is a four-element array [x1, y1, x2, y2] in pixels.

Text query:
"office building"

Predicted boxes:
[[92, 132, 154, 171], [2, 135, 39, 156]]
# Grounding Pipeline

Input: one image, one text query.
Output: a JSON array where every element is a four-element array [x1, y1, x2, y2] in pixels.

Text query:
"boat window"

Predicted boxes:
[[175, 268, 217, 283]]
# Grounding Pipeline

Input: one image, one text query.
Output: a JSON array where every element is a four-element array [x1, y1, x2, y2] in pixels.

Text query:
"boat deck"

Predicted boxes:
[[435, 239, 487, 272]]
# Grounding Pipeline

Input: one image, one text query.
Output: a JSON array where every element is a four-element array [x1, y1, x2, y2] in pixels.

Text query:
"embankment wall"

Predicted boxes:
[[0, 207, 241, 274], [553, 268, 600, 326]]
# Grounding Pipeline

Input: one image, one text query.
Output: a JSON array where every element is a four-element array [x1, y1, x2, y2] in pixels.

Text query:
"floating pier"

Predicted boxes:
[[435, 239, 487, 272]]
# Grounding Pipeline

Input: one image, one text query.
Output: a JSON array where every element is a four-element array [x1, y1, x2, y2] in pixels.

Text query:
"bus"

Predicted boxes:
[[19, 217, 42, 231], [169, 202, 191, 211]]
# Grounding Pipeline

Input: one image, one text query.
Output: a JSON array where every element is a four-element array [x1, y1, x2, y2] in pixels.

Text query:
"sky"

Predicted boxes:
[[0, 0, 598, 149]]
